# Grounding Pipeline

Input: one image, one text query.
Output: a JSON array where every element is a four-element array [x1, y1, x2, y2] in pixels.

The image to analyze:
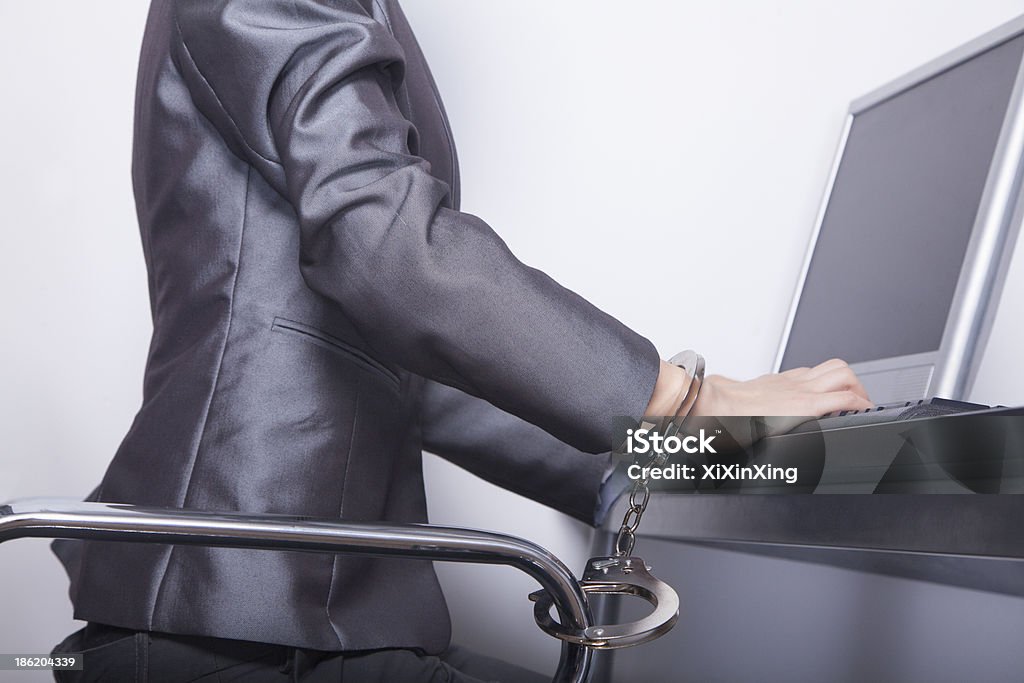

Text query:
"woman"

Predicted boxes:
[[50, 1, 870, 681]]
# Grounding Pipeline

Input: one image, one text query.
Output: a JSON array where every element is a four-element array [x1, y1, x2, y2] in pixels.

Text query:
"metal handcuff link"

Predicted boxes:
[[530, 350, 704, 649]]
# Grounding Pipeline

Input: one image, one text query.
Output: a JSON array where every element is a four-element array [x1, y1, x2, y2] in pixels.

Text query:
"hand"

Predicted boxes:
[[645, 357, 872, 418]]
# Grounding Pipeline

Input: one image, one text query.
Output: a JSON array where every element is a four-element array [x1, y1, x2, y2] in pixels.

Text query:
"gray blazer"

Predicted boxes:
[[52, 0, 659, 654]]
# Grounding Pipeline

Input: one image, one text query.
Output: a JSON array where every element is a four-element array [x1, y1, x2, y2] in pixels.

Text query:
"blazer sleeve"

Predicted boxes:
[[419, 379, 617, 525], [172, 0, 660, 454]]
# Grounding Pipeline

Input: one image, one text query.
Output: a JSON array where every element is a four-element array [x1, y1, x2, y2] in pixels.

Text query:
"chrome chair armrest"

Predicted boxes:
[[0, 498, 592, 683]]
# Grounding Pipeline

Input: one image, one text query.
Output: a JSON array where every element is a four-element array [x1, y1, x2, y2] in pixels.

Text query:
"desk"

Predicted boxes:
[[590, 407, 1024, 682]]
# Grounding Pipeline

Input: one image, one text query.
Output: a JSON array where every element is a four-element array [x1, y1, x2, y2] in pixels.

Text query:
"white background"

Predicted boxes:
[[3, 1, 1024, 680]]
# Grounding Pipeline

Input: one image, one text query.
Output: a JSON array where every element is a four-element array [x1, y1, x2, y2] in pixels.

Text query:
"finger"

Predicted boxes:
[[813, 390, 873, 416], [801, 366, 870, 401], [802, 358, 849, 381], [846, 374, 872, 405]]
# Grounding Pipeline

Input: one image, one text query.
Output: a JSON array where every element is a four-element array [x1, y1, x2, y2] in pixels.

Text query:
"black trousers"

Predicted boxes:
[[51, 622, 549, 683]]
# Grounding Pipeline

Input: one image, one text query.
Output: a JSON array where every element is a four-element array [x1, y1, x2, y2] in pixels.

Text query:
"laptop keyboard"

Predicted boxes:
[[787, 397, 991, 434]]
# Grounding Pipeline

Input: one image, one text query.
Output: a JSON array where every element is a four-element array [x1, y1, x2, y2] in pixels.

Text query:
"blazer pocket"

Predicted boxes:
[[271, 317, 401, 391]]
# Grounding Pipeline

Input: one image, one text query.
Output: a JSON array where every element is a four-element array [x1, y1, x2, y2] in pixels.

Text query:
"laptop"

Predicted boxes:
[[775, 18, 1024, 429]]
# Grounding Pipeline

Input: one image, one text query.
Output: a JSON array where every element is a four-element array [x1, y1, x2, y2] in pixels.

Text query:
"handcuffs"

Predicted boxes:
[[529, 350, 704, 649]]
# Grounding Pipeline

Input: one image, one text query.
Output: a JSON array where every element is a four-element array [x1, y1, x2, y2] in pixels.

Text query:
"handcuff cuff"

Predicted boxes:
[[530, 350, 705, 649]]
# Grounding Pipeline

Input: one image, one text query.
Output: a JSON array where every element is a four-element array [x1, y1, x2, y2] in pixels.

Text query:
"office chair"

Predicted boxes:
[[0, 498, 679, 683]]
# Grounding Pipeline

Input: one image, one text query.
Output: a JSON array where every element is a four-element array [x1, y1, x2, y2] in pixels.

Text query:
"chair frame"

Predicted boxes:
[[0, 498, 592, 683]]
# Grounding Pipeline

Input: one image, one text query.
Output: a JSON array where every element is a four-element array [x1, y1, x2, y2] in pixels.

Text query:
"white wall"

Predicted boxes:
[[0, 1, 154, 676], [2, 0, 1024, 680]]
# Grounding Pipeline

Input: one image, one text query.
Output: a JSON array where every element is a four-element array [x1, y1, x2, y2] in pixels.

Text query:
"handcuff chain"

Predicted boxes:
[[613, 350, 705, 557], [613, 449, 667, 557]]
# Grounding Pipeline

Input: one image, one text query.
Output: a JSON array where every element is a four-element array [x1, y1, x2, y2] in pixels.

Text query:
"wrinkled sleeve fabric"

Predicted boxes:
[[172, 0, 660, 454]]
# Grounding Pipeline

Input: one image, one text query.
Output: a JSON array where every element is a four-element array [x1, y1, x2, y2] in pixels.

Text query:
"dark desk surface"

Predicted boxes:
[[598, 406, 1024, 596]]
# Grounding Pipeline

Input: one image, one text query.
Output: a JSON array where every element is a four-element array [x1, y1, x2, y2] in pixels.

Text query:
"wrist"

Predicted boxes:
[[643, 360, 689, 417], [690, 374, 720, 416]]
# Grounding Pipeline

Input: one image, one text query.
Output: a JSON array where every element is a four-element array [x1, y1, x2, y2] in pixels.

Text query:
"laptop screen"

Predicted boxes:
[[780, 34, 1024, 370]]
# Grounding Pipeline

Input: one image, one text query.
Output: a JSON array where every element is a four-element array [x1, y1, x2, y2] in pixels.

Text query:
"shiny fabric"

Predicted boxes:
[[51, 0, 660, 654]]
